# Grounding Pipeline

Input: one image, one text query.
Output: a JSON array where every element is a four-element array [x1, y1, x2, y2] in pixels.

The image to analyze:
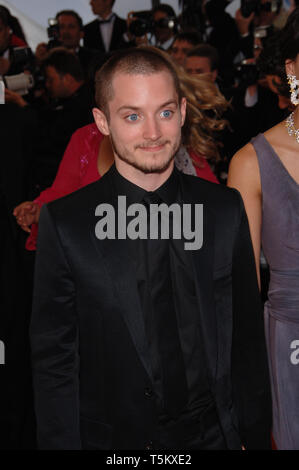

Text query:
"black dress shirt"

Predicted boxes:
[[109, 165, 219, 447]]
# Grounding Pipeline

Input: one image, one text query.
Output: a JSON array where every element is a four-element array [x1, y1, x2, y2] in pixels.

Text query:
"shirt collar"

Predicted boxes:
[[157, 36, 174, 51], [98, 12, 115, 23], [109, 164, 179, 206]]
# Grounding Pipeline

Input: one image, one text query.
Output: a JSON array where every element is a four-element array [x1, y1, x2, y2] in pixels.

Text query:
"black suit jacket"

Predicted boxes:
[[30, 167, 272, 450], [83, 15, 128, 53], [0, 105, 36, 449]]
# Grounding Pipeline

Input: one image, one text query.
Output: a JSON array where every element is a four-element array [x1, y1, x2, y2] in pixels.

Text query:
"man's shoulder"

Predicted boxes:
[[84, 19, 99, 33], [46, 174, 111, 221], [180, 172, 241, 206]]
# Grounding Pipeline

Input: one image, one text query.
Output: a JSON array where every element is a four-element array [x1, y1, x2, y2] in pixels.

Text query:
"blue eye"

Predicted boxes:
[[127, 113, 138, 122], [161, 110, 172, 118]]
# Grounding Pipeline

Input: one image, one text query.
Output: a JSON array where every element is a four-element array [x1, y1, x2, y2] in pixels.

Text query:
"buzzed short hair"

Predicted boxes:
[[94, 46, 182, 118]]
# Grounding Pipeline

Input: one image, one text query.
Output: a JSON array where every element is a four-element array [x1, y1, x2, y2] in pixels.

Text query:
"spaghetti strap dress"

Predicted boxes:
[[251, 133, 299, 450]]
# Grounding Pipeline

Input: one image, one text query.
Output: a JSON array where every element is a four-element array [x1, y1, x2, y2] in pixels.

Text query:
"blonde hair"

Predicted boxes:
[[179, 69, 229, 163], [145, 46, 229, 164]]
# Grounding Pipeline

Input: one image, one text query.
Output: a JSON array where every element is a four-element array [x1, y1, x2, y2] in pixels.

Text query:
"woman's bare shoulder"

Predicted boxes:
[[229, 141, 259, 175], [264, 120, 287, 146], [227, 140, 262, 195]]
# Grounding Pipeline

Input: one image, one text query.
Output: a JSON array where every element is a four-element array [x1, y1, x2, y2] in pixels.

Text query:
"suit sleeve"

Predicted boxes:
[[231, 192, 272, 450], [30, 204, 81, 449]]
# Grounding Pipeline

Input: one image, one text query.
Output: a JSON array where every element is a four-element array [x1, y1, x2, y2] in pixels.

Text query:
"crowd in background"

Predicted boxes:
[[1, 1, 299, 190], [1, 0, 299, 450]]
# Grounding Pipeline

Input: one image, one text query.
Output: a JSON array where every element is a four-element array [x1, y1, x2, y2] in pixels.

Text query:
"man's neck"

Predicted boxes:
[[115, 159, 175, 192], [99, 9, 113, 20], [65, 80, 84, 98]]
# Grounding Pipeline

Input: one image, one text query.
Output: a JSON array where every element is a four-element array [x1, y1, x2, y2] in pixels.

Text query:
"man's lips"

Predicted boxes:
[[137, 142, 168, 152]]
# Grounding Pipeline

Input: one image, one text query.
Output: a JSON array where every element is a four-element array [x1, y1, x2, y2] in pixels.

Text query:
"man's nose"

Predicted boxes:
[[143, 117, 162, 141]]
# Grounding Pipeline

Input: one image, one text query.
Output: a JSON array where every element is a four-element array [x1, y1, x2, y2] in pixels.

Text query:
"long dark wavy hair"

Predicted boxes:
[[277, 7, 299, 98]]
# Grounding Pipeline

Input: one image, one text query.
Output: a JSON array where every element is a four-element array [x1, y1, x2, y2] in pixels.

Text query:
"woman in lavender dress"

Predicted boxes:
[[228, 8, 299, 450]]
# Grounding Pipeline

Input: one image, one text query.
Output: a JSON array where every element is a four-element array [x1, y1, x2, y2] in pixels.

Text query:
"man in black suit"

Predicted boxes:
[[35, 10, 105, 82], [31, 47, 272, 450], [84, 0, 127, 53]]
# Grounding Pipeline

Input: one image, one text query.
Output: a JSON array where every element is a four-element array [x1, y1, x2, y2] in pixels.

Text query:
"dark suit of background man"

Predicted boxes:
[[30, 47, 272, 450], [84, 0, 127, 53]]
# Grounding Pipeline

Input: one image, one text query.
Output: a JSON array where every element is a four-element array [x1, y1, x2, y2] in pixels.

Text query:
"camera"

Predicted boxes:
[[47, 18, 61, 49], [129, 10, 177, 37], [129, 11, 154, 37], [4, 72, 34, 95], [235, 59, 259, 86], [11, 46, 34, 73], [241, 0, 282, 18]]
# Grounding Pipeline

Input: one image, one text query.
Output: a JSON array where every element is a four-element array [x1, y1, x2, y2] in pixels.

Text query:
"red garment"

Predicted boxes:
[[10, 34, 27, 47], [188, 148, 219, 184], [26, 123, 218, 250], [26, 124, 103, 250]]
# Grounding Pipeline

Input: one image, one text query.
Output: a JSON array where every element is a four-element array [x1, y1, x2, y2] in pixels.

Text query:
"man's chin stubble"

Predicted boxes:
[[110, 137, 180, 175]]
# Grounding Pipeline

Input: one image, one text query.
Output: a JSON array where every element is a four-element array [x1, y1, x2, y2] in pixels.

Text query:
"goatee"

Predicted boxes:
[[109, 134, 181, 174]]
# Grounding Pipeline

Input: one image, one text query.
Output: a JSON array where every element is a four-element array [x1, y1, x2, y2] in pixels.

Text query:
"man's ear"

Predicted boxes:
[[285, 59, 295, 76], [180, 97, 187, 127], [93, 107, 110, 136]]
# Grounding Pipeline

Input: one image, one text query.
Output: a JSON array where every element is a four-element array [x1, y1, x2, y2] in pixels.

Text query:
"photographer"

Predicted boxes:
[[5, 48, 94, 193], [126, 3, 178, 51], [0, 6, 33, 77], [235, 0, 283, 59], [152, 4, 177, 49], [35, 10, 105, 82], [230, 27, 290, 156]]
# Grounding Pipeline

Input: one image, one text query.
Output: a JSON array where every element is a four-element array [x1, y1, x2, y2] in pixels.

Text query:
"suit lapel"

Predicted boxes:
[[179, 174, 218, 383], [110, 16, 124, 50], [90, 182, 153, 383], [93, 20, 105, 52]]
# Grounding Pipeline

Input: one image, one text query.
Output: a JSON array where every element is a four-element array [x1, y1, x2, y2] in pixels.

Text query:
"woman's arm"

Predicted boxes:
[[227, 143, 262, 288]]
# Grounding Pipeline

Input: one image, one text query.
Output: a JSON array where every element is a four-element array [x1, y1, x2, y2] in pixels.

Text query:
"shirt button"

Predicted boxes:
[[144, 387, 153, 398]]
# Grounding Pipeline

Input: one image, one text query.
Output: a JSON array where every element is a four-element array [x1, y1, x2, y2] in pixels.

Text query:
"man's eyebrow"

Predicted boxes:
[[117, 100, 178, 113]]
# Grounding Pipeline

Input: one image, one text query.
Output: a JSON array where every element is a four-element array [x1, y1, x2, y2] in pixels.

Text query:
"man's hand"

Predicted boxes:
[[235, 8, 255, 36], [5, 88, 28, 107], [0, 57, 10, 76], [13, 201, 41, 233], [35, 42, 49, 64]]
